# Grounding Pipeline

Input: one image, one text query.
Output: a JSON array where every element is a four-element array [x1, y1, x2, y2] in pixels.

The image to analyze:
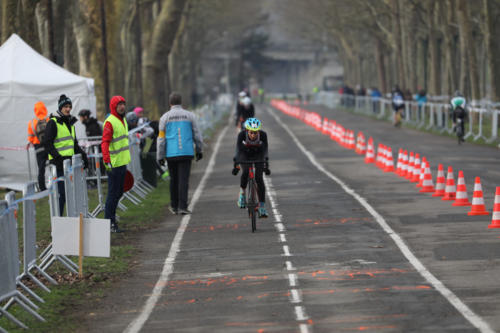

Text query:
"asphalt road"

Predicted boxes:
[[84, 103, 500, 333]]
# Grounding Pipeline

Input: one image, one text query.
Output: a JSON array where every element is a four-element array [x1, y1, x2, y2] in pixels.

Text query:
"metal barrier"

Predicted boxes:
[[315, 91, 500, 144], [0, 201, 45, 330], [0, 96, 233, 330]]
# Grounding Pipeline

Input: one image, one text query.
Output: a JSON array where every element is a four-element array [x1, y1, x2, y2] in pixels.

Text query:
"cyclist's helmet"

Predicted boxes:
[[244, 117, 262, 131], [242, 96, 252, 107], [454, 90, 463, 97]]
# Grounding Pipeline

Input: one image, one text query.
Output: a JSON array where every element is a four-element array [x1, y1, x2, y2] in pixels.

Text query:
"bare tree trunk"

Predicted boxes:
[[391, 0, 405, 87], [142, 0, 187, 118], [482, 0, 500, 101], [457, 0, 479, 100], [375, 38, 387, 93], [427, 1, 440, 95]]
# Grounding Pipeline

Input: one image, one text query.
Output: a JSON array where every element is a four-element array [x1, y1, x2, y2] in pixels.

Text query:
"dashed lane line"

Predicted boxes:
[[267, 106, 494, 333], [123, 125, 229, 333]]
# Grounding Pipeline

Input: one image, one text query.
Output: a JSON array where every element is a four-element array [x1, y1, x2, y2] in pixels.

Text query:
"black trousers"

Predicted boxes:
[[240, 163, 265, 203], [34, 144, 48, 191], [167, 159, 192, 210], [56, 168, 66, 216], [105, 165, 127, 225]]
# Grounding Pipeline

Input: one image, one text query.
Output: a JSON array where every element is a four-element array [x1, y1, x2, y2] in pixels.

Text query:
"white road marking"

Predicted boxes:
[[282, 245, 292, 256], [288, 273, 298, 287], [290, 289, 302, 303], [269, 107, 494, 333], [300, 323, 310, 333], [123, 125, 229, 333], [275, 223, 285, 232], [279, 233, 287, 243], [265, 168, 310, 333], [286, 261, 296, 271], [295, 306, 309, 320]]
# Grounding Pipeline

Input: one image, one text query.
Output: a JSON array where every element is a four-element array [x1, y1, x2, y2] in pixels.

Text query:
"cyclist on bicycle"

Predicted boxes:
[[391, 85, 405, 127], [235, 96, 255, 130], [450, 91, 467, 143], [232, 117, 270, 218]]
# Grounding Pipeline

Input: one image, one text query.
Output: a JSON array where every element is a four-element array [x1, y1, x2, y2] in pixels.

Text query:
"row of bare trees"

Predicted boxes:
[[1, 0, 259, 119], [284, 0, 500, 102]]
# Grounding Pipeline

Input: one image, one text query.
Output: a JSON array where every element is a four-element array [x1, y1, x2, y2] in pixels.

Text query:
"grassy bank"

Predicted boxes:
[[0, 179, 171, 332]]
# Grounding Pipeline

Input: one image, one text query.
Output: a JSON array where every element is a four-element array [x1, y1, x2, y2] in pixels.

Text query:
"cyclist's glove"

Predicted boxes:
[[232, 164, 240, 176], [264, 168, 271, 176]]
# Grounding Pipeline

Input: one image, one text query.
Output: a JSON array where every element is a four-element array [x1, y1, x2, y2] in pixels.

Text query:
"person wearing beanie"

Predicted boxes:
[[27, 101, 50, 191], [101, 95, 130, 233], [43, 94, 89, 215]]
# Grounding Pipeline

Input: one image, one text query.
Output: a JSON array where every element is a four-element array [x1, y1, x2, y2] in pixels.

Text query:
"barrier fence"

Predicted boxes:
[[314, 92, 500, 144], [0, 97, 232, 331]]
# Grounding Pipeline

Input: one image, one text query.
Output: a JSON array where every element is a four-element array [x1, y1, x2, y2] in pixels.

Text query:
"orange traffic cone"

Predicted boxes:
[[453, 171, 471, 206], [400, 150, 408, 177], [468, 177, 490, 216], [384, 147, 394, 172], [348, 131, 356, 149], [442, 166, 456, 201], [322, 118, 329, 135], [488, 187, 500, 228], [376, 144, 383, 168], [433, 164, 446, 197], [395, 148, 403, 175], [329, 121, 337, 141], [416, 157, 427, 188], [356, 132, 366, 155], [406, 152, 415, 180], [411, 154, 421, 183], [419, 161, 435, 193], [365, 138, 375, 163]]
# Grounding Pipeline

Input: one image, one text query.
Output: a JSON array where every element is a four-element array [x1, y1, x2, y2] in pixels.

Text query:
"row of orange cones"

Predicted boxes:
[[271, 100, 500, 229], [355, 132, 500, 229]]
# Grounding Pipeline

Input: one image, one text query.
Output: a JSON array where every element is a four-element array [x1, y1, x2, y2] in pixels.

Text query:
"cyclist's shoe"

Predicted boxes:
[[258, 205, 268, 218], [237, 193, 246, 209]]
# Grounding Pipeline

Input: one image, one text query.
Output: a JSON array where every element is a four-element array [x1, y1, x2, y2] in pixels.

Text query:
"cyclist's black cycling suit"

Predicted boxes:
[[234, 129, 268, 203], [452, 106, 467, 136], [235, 103, 255, 129]]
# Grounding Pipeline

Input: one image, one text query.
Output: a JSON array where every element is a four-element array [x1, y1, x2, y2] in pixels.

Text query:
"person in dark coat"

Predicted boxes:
[[43, 94, 89, 215], [78, 109, 102, 137]]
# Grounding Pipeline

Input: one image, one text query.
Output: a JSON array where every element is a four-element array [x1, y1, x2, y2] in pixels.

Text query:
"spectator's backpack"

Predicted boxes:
[[35, 118, 48, 142]]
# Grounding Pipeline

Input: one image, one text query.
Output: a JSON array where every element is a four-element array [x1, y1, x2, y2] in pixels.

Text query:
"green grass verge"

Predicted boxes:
[[0, 111, 230, 332], [0, 179, 171, 333]]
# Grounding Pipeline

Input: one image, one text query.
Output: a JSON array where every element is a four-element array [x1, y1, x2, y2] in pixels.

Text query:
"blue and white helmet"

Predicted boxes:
[[244, 117, 262, 131]]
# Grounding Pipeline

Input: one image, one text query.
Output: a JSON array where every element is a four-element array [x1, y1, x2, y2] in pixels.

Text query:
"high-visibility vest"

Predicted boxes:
[[48, 118, 75, 160], [104, 114, 131, 167]]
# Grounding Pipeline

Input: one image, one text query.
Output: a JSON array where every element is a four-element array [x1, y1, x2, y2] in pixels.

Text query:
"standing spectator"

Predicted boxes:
[[27, 101, 50, 191], [78, 109, 102, 138], [370, 87, 382, 114], [43, 94, 89, 215], [101, 96, 130, 233], [157, 92, 204, 215], [414, 89, 427, 122]]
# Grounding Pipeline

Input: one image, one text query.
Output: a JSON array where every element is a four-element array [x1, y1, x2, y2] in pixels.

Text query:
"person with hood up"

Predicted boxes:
[[28, 101, 50, 191], [43, 94, 89, 215], [101, 95, 130, 233]]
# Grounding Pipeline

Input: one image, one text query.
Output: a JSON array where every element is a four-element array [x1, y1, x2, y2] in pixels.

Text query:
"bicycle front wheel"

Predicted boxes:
[[247, 179, 257, 232]]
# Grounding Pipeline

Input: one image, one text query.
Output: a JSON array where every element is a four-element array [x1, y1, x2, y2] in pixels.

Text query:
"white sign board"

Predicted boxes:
[[51, 217, 110, 257]]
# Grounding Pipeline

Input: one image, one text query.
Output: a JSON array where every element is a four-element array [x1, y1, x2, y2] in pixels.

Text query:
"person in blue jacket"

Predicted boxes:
[[157, 93, 204, 215]]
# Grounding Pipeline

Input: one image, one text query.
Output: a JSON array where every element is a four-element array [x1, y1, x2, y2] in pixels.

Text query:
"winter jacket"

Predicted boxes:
[[43, 113, 88, 171], [234, 130, 268, 162], [28, 101, 49, 145], [83, 117, 103, 137], [157, 105, 203, 161], [101, 96, 127, 164]]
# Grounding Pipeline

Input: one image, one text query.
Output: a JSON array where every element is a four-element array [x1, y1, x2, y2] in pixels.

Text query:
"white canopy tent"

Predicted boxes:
[[0, 34, 96, 190]]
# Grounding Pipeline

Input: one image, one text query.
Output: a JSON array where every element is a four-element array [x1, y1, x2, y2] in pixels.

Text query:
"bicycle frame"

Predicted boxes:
[[238, 160, 265, 232]]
